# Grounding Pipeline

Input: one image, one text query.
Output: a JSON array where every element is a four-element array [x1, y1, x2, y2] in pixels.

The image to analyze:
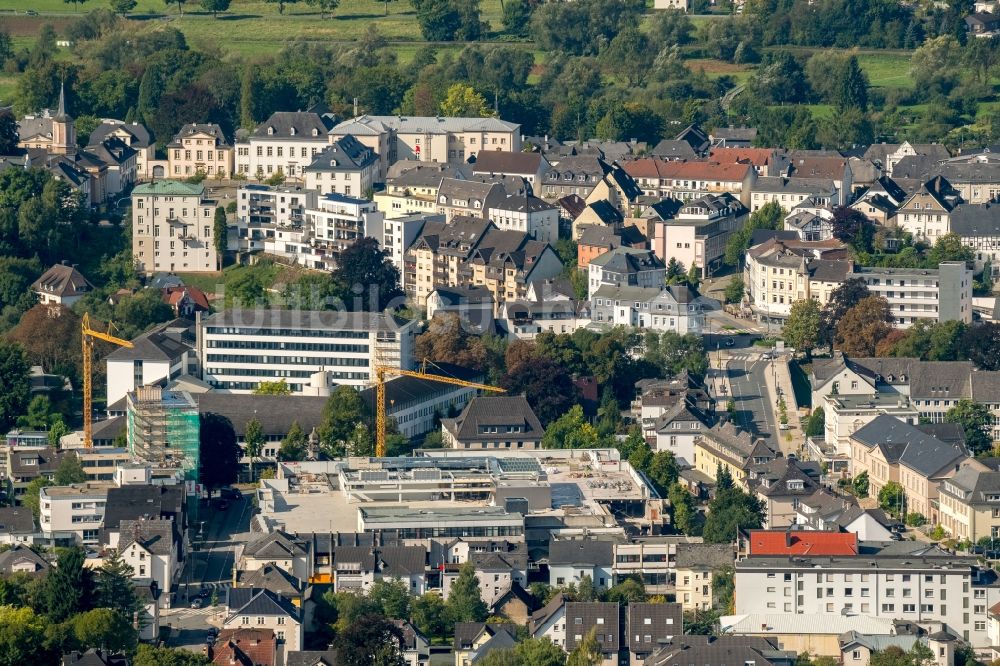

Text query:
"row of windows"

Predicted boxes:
[[205, 327, 370, 339], [206, 367, 370, 381], [206, 354, 369, 367], [206, 340, 369, 353]]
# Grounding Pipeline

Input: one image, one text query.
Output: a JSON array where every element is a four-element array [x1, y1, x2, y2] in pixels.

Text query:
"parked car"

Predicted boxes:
[[191, 598, 203, 609]]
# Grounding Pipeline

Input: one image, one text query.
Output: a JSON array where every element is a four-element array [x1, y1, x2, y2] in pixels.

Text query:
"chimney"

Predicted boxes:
[[785, 530, 792, 547]]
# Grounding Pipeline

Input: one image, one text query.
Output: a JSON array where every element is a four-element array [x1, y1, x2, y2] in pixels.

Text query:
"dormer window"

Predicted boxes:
[[312, 128, 319, 136], [267, 126, 275, 135], [290, 127, 297, 136]]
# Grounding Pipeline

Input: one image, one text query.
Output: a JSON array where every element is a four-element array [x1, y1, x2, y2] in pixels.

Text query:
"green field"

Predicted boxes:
[[856, 52, 913, 89]]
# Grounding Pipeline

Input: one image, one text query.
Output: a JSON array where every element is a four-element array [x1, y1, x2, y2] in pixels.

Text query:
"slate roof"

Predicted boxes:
[[353, 114, 519, 135], [851, 415, 967, 477], [442, 395, 544, 444], [564, 602, 621, 653], [549, 539, 615, 566], [106, 318, 194, 362], [0, 507, 35, 535], [33, 263, 94, 299], [675, 542, 733, 570], [102, 484, 185, 539], [84, 137, 137, 168], [454, 622, 518, 650], [590, 246, 665, 272], [61, 650, 129, 666], [628, 603, 683, 654], [304, 136, 378, 172], [940, 466, 1000, 505], [9, 448, 65, 479], [226, 588, 300, 621], [238, 563, 302, 599], [585, 200, 626, 226], [650, 140, 697, 160], [251, 112, 334, 139], [949, 202, 1000, 236], [0, 544, 48, 575], [243, 530, 309, 560], [675, 124, 710, 154], [646, 636, 792, 666], [169, 123, 230, 148], [863, 143, 949, 166], [379, 545, 427, 577], [473, 151, 544, 176], [88, 120, 153, 149], [557, 193, 587, 219], [753, 176, 838, 196], [118, 518, 174, 555], [212, 628, 276, 666], [286, 651, 339, 666]]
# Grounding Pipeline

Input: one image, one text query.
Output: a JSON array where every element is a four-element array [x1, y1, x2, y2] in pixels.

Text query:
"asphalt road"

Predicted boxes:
[[163, 495, 252, 652], [727, 355, 778, 443]]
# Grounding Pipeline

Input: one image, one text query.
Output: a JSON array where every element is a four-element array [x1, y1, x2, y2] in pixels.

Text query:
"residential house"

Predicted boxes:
[[548, 539, 616, 590], [161, 285, 210, 318], [303, 136, 379, 198], [573, 200, 626, 240], [937, 160, 1000, 204], [748, 456, 823, 528], [853, 262, 973, 328], [590, 284, 708, 336], [426, 286, 495, 334], [708, 147, 781, 176], [675, 125, 711, 154], [893, 177, 960, 241], [645, 636, 796, 666], [236, 111, 336, 181], [378, 213, 442, 280], [488, 192, 559, 244], [237, 564, 305, 607], [692, 422, 776, 487], [373, 163, 467, 218], [133, 579, 160, 641], [329, 114, 521, 174], [495, 295, 590, 339], [238, 531, 311, 582], [621, 159, 756, 204], [7, 447, 65, 505], [863, 142, 950, 177], [750, 176, 840, 211], [612, 536, 702, 593], [436, 178, 511, 222], [783, 200, 834, 241], [0, 543, 48, 577], [454, 623, 519, 666], [40, 483, 110, 546], [822, 392, 920, 458], [948, 203, 1000, 277], [0, 509, 36, 546], [710, 127, 758, 148], [530, 599, 621, 665], [472, 151, 550, 186], [587, 247, 666, 298], [628, 603, 683, 664], [118, 518, 178, 608], [541, 156, 642, 211], [490, 582, 537, 625], [209, 628, 277, 666], [131, 180, 219, 274], [650, 139, 697, 161], [84, 136, 137, 198], [851, 175, 910, 224], [794, 492, 898, 540], [441, 396, 545, 451], [938, 465, 1000, 542], [442, 541, 528, 606], [32, 262, 94, 307], [286, 650, 340, 666], [577, 224, 646, 269], [61, 651, 128, 666], [392, 620, 430, 666], [966, 11, 1000, 35], [631, 374, 714, 463], [88, 120, 156, 179], [650, 193, 749, 277], [224, 588, 302, 651], [674, 543, 734, 611], [167, 123, 233, 179], [405, 217, 562, 306]]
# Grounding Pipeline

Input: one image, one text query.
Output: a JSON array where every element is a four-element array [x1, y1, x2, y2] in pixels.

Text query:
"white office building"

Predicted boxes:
[[199, 310, 416, 393]]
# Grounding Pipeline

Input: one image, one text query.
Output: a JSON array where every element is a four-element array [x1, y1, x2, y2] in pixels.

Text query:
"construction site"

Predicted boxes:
[[125, 387, 201, 482]]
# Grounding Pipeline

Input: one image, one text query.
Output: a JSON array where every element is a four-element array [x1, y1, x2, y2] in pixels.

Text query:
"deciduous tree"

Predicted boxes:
[[782, 298, 821, 357], [0, 341, 29, 433], [244, 417, 263, 482], [447, 561, 488, 624], [439, 83, 490, 117], [333, 237, 403, 311], [702, 483, 764, 544], [835, 296, 893, 357], [878, 481, 906, 517], [334, 614, 404, 666], [54, 452, 87, 485], [277, 421, 307, 462], [945, 399, 994, 455]]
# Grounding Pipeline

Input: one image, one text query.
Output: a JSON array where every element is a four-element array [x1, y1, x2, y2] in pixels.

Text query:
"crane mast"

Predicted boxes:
[[81, 313, 133, 448]]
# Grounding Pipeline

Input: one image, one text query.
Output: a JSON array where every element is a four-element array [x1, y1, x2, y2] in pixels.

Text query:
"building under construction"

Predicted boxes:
[[126, 387, 200, 482]]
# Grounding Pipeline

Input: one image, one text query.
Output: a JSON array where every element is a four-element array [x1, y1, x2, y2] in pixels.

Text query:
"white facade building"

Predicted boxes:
[[39, 483, 109, 545], [853, 262, 973, 328], [132, 181, 218, 274], [488, 194, 559, 244], [590, 284, 707, 335], [235, 111, 335, 181], [200, 310, 416, 393], [234, 185, 318, 253]]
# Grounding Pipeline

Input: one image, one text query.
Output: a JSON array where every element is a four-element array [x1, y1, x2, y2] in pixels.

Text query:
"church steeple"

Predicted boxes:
[[51, 81, 75, 154]]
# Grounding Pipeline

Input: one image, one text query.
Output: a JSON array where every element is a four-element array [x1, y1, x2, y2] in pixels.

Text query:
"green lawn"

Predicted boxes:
[[804, 103, 834, 119], [857, 52, 913, 89]]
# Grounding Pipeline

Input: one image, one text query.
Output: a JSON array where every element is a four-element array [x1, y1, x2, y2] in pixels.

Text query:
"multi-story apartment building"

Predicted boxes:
[[621, 159, 756, 203], [611, 536, 707, 594], [822, 393, 919, 457], [167, 123, 234, 179], [487, 193, 559, 244], [293, 193, 384, 271], [541, 156, 642, 210], [735, 537, 1000, 648], [675, 542, 735, 611], [236, 111, 336, 180], [587, 247, 666, 299], [692, 422, 776, 487], [88, 120, 156, 179], [853, 262, 973, 328], [328, 114, 521, 175], [939, 466, 1000, 542], [783, 200, 835, 241], [651, 193, 748, 277], [405, 217, 562, 306], [371, 213, 441, 282], [132, 181, 218, 274], [373, 163, 468, 219], [590, 284, 706, 336], [302, 136, 379, 197], [234, 184, 318, 253], [436, 177, 509, 221], [472, 151, 550, 186], [750, 176, 840, 211], [39, 483, 110, 545], [199, 310, 416, 393]]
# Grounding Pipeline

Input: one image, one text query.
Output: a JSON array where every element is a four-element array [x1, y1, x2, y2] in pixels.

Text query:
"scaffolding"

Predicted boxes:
[[126, 386, 201, 482]]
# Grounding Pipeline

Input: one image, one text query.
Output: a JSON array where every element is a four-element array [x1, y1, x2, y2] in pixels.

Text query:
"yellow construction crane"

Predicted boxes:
[[82, 313, 133, 448], [375, 361, 505, 457]]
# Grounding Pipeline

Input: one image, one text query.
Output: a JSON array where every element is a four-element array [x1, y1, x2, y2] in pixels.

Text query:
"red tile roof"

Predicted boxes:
[[162, 286, 210, 311], [709, 148, 775, 167], [747, 530, 858, 556], [212, 628, 276, 666], [622, 159, 754, 182]]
